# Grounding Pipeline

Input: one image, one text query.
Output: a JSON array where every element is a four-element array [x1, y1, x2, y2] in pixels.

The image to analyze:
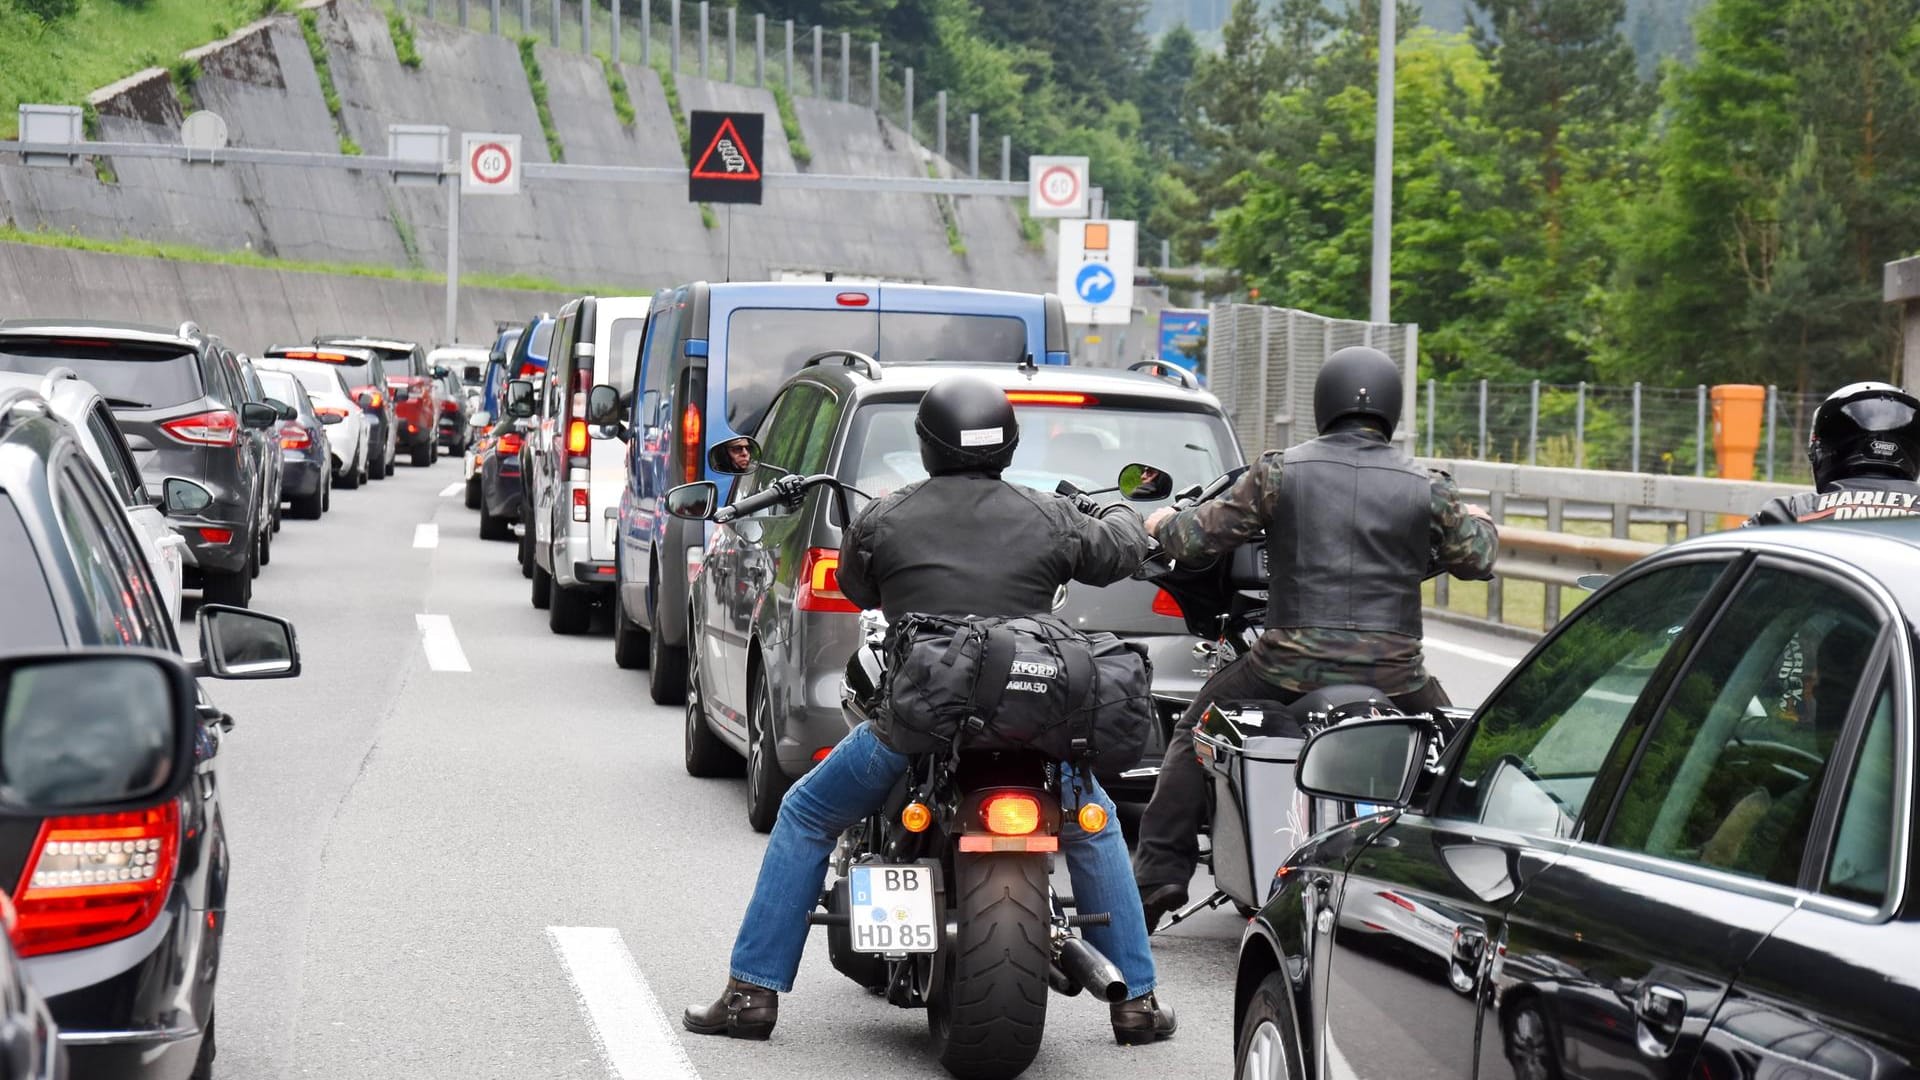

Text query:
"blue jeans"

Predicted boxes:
[[729, 722, 1158, 998]]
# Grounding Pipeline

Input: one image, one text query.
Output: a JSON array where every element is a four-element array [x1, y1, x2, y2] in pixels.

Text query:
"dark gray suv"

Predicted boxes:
[[682, 360, 1244, 831], [0, 320, 277, 607]]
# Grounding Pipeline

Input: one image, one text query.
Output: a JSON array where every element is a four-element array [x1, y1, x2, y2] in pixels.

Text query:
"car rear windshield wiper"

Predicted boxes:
[[104, 397, 151, 408]]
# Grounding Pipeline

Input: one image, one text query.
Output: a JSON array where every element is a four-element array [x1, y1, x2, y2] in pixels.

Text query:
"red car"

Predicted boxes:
[[313, 335, 440, 467]]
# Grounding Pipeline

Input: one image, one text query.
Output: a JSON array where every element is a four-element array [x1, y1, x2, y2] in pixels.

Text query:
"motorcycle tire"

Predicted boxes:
[[928, 853, 1050, 1080]]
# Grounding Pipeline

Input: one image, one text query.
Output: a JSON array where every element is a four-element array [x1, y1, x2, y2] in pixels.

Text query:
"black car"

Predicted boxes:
[[262, 346, 396, 480], [0, 320, 278, 608], [254, 369, 332, 520], [0, 383, 303, 1079], [233, 355, 285, 558], [1234, 520, 1920, 1079], [481, 377, 538, 545]]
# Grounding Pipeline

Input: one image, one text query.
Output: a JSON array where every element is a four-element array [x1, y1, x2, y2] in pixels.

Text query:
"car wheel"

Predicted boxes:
[[531, 560, 552, 610], [613, 574, 649, 670], [684, 643, 741, 778], [548, 581, 591, 634], [518, 507, 535, 578], [256, 526, 270, 572], [479, 508, 511, 541], [413, 443, 433, 467], [323, 473, 332, 512], [464, 476, 481, 510], [1504, 1002, 1562, 1080], [291, 486, 324, 520], [646, 594, 687, 705], [202, 554, 253, 608], [745, 669, 793, 833], [272, 500, 282, 532], [189, 1010, 215, 1080], [1235, 972, 1301, 1080]]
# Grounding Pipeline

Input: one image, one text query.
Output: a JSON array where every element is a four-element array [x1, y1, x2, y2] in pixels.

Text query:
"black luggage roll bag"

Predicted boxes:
[[878, 614, 1155, 775]]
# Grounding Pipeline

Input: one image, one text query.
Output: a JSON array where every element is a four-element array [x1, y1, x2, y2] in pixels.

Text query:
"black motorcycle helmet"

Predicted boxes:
[[1314, 346, 1403, 436], [915, 375, 1020, 476], [1807, 382, 1920, 489]]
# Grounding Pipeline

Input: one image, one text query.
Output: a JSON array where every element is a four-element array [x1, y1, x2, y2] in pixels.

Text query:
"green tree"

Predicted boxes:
[[1136, 22, 1201, 161]]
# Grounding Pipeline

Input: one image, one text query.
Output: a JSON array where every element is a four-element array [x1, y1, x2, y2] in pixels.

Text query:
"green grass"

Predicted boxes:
[[296, 10, 358, 155], [79, 101, 115, 183], [386, 9, 422, 70], [700, 204, 718, 230], [517, 37, 565, 162], [651, 61, 715, 228], [167, 57, 199, 112], [0, 0, 281, 138], [770, 83, 811, 167], [1015, 202, 1044, 250], [602, 56, 635, 127], [927, 161, 966, 256], [0, 223, 623, 295]]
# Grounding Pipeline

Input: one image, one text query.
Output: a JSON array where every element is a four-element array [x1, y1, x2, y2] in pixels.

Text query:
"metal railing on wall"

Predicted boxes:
[[1206, 302, 1420, 458]]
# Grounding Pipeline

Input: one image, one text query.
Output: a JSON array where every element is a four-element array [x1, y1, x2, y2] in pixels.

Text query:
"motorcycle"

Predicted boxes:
[[663, 457, 1164, 1080]]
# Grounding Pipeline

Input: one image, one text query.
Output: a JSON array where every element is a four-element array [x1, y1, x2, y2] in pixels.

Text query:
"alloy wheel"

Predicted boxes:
[[1241, 1020, 1288, 1080]]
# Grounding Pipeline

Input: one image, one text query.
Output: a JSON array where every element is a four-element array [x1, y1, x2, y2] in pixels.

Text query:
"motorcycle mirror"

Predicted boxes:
[[1574, 574, 1610, 591], [1116, 463, 1172, 502], [665, 481, 719, 521], [708, 436, 762, 476]]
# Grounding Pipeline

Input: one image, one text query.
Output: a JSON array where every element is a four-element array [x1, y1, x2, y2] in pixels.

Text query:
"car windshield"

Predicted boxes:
[[256, 371, 302, 408], [263, 362, 347, 400], [839, 399, 1236, 505], [0, 338, 202, 409], [724, 308, 1029, 432]]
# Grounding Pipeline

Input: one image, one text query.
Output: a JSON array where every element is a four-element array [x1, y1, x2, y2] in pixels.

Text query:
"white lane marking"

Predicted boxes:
[[547, 926, 701, 1080], [439, 481, 463, 497], [414, 614, 469, 672], [413, 524, 439, 549], [1326, 1030, 1361, 1080], [1423, 634, 1525, 668]]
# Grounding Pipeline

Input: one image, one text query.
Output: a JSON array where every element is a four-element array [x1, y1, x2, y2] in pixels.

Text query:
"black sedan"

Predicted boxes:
[[256, 368, 332, 519], [1234, 517, 1920, 1079]]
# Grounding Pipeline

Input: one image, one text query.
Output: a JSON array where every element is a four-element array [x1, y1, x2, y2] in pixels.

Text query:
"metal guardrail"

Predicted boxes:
[[1417, 459, 1803, 633]]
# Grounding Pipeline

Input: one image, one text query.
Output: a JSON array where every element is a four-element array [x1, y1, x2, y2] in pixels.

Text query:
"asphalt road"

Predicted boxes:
[[197, 460, 1532, 1080]]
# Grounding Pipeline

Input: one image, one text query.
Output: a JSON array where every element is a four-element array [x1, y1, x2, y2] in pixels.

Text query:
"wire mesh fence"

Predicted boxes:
[[1206, 303, 1420, 458]]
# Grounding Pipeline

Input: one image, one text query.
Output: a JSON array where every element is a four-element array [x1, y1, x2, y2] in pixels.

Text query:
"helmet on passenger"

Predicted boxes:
[[916, 375, 1020, 476], [1314, 347, 1403, 436], [1807, 382, 1920, 489]]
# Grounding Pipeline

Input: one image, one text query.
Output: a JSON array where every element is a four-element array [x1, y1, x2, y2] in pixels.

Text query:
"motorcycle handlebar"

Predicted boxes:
[[714, 473, 859, 524]]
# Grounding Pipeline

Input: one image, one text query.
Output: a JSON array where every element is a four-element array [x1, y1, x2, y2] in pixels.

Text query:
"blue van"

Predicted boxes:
[[610, 282, 1071, 702], [480, 314, 553, 418]]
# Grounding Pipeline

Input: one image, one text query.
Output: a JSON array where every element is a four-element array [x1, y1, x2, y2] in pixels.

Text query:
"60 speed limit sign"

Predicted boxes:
[[1027, 155, 1089, 219], [462, 132, 521, 196]]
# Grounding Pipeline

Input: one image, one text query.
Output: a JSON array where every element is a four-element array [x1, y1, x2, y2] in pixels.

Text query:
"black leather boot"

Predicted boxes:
[[1139, 883, 1188, 933], [683, 977, 779, 1040], [1111, 992, 1177, 1045]]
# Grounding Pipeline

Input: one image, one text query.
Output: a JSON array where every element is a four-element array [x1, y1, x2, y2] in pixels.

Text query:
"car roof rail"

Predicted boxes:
[[802, 350, 883, 380], [0, 386, 52, 435], [1127, 360, 1200, 391], [38, 366, 80, 397]]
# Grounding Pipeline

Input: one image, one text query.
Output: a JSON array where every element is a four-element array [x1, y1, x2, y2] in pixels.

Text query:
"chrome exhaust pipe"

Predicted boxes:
[[1058, 936, 1126, 1003], [1047, 961, 1083, 997]]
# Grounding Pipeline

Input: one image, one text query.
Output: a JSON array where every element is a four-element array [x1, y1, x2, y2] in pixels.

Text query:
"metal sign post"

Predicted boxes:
[[453, 132, 520, 344]]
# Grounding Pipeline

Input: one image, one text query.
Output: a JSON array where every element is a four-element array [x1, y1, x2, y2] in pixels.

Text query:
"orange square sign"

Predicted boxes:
[[1084, 223, 1110, 252]]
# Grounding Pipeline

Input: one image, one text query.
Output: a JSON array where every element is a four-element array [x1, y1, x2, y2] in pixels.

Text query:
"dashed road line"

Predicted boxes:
[[439, 481, 464, 497], [547, 926, 701, 1080], [414, 614, 469, 672], [413, 524, 439, 549]]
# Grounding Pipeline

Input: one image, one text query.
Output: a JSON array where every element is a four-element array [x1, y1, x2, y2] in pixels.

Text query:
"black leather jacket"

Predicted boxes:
[[1745, 475, 1920, 526]]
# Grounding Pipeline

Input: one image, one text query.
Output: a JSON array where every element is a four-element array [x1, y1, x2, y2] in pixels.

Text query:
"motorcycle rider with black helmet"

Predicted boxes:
[[684, 375, 1178, 1046], [1131, 346, 1500, 928], [1746, 382, 1920, 525]]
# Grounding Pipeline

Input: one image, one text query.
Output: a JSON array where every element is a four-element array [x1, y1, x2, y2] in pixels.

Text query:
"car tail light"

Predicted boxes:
[[982, 793, 1041, 836], [568, 419, 588, 456], [1006, 391, 1093, 406], [441, 400, 459, 414], [1152, 589, 1183, 617], [798, 548, 860, 613], [315, 406, 350, 422], [497, 432, 524, 456], [279, 424, 312, 450], [159, 409, 238, 446], [681, 403, 703, 485], [572, 487, 589, 523], [835, 292, 870, 307], [405, 423, 419, 435], [198, 528, 234, 544], [11, 802, 179, 958]]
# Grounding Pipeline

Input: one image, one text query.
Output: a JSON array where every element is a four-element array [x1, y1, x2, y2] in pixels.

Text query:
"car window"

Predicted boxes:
[[70, 458, 171, 644], [0, 338, 203, 409], [53, 457, 163, 648], [723, 309, 877, 433], [1822, 676, 1897, 906], [1602, 566, 1881, 887], [605, 317, 647, 394], [731, 385, 815, 508], [0, 494, 63, 648], [1441, 561, 1731, 837], [241, 363, 266, 403], [545, 312, 575, 420], [877, 312, 1028, 366], [258, 370, 298, 406], [200, 349, 235, 407], [83, 403, 143, 505], [638, 298, 682, 429], [528, 319, 555, 366]]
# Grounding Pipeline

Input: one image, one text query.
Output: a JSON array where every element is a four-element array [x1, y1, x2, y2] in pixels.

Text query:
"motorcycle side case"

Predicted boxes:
[[1193, 701, 1311, 910]]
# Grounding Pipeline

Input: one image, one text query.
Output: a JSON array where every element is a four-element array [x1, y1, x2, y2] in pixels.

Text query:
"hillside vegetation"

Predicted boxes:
[[0, 0, 285, 138]]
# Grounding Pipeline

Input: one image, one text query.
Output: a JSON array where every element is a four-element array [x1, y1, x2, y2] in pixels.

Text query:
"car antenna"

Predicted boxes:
[[1018, 353, 1038, 378]]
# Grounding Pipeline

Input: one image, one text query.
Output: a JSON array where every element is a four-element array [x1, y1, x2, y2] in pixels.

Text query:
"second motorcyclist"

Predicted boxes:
[[1131, 345, 1500, 928], [1746, 381, 1920, 526]]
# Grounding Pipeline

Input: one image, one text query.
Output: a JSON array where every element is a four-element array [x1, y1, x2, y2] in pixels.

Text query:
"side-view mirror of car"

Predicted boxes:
[[665, 481, 719, 521], [1295, 716, 1430, 808], [267, 398, 297, 422], [392, 386, 412, 403], [194, 606, 302, 680], [160, 477, 214, 516], [708, 436, 763, 476], [240, 402, 279, 430], [432, 364, 450, 379], [586, 384, 622, 425], [505, 379, 536, 419], [1117, 462, 1173, 502], [470, 409, 492, 430], [353, 391, 377, 411], [0, 648, 199, 816], [318, 411, 345, 426]]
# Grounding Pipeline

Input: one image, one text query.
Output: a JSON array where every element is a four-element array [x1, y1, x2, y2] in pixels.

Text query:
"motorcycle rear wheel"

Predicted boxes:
[[927, 853, 1049, 1080]]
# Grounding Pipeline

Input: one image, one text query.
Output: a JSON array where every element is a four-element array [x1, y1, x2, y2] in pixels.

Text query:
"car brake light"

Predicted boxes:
[[11, 802, 179, 958], [315, 406, 349, 421], [682, 403, 703, 485], [982, 793, 1041, 836], [279, 424, 312, 450], [159, 409, 238, 446], [498, 432, 524, 456], [835, 292, 870, 307], [1006, 391, 1093, 406], [441, 400, 459, 413], [568, 419, 588, 456], [198, 528, 233, 544], [1152, 589, 1183, 617], [572, 487, 589, 523], [798, 548, 861, 613]]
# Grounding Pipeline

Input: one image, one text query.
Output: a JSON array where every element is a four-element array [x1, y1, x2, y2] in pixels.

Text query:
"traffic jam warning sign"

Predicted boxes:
[[688, 111, 765, 205], [1027, 155, 1089, 218], [461, 132, 521, 195]]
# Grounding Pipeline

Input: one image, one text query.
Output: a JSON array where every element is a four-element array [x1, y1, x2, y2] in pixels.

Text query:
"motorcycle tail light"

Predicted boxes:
[[798, 548, 860, 613], [1152, 589, 1183, 617], [982, 794, 1041, 836], [12, 802, 179, 957]]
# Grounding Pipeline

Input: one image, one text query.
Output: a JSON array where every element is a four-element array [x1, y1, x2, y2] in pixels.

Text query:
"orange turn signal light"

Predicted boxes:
[[1077, 803, 1109, 834], [901, 802, 933, 833]]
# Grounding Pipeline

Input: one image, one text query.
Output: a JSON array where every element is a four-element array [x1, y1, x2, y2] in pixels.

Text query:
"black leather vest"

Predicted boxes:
[[1266, 430, 1431, 637]]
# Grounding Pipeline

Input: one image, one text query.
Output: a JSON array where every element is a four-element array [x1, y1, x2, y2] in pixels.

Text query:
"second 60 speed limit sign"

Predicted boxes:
[[462, 133, 521, 195], [1027, 155, 1089, 218]]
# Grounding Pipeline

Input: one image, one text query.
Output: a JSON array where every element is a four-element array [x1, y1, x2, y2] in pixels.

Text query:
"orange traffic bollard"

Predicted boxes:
[[1712, 384, 1767, 527]]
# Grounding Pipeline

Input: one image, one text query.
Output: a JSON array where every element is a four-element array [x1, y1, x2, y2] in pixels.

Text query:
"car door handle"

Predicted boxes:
[[1448, 926, 1487, 992], [1630, 982, 1688, 1056]]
